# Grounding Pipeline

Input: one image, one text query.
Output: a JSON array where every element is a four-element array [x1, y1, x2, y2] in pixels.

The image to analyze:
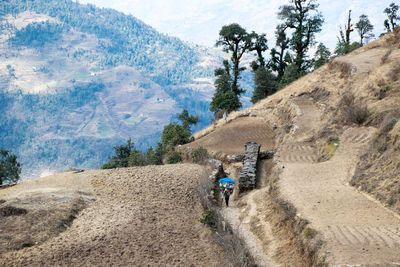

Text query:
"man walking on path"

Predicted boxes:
[[224, 188, 231, 207], [219, 178, 235, 207]]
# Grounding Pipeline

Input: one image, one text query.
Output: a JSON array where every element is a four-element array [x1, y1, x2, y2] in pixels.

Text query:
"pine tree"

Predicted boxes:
[[278, 0, 324, 74], [215, 23, 253, 96], [178, 109, 199, 133], [0, 150, 21, 185], [384, 2, 400, 32], [210, 60, 241, 113], [251, 67, 277, 104], [355, 14, 374, 46], [312, 43, 331, 69], [249, 32, 268, 69], [270, 25, 291, 81]]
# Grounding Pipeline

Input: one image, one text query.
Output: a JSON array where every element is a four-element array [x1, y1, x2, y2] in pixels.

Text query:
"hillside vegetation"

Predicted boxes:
[[0, 0, 219, 177]]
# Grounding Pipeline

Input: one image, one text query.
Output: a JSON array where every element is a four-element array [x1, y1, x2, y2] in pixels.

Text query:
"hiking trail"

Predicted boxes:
[[277, 96, 400, 265]]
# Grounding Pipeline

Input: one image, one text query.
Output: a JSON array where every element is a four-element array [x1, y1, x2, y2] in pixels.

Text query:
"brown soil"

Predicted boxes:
[[186, 116, 275, 154], [0, 165, 227, 266], [278, 97, 400, 265]]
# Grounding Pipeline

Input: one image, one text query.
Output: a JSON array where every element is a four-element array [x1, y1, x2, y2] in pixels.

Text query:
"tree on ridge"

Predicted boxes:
[[355, 14, 374, 46]]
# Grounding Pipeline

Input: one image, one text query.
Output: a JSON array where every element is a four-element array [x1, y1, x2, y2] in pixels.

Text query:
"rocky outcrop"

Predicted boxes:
[[239, 142, 261, 192]]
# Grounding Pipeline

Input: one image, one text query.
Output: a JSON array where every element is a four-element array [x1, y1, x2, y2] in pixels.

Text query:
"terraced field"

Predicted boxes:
[[187, 117, 275, 154], [0, 165, 227, 266]]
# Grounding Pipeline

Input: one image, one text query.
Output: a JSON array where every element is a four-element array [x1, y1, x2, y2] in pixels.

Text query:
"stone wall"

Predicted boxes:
[[238, 142, 261, 192]]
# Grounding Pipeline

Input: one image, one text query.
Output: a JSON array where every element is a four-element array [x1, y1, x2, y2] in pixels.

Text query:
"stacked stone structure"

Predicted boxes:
[[238, 142, 261, 192]]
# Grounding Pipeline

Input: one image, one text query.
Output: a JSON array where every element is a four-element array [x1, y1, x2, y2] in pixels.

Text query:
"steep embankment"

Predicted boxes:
[[0, 165, 227, 266], [187, 31, 400, 266]]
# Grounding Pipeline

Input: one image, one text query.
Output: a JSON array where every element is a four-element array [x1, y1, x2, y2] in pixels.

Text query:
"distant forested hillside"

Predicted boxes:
[[0, 0, 212, 85], [0, 0, 220, 178]]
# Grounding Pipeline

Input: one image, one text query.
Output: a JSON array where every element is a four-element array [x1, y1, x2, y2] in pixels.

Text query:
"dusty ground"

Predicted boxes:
[[0, 171, 93, 255], [186, 116, 275, 154], [0, 165, 227, 266], [278, 96, 400, 265]]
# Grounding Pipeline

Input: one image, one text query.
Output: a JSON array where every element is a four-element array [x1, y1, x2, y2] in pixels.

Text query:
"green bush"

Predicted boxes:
[[200, 208, 218, 229], [166, 152, 182, 164], [192, 146, 208, 163], [161, 123, 190, 149], [303, 227, 317, 239]]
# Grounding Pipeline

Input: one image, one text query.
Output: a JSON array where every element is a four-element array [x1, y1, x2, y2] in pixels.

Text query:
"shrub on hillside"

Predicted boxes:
[[161, 110, 199, 150], [161, 123, 191, 148], [382, 118, 398, 133], [327, 60, 353, 78], [192, 146, 208, 163], [0, 150, 21, 185], [200, 209, 218, 229], [340, 93, 370, 125], [381, 49, 393, 65], [101, 139, 163, 169], [166, 152, 182, 164], [345, 104, 370, 125]]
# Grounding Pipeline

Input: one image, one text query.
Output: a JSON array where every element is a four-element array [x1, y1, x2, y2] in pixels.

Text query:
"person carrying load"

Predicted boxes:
[[218, 178, 235, 207]]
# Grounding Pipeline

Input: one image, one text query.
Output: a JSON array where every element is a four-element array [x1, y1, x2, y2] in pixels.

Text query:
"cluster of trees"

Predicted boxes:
[[10, 21, 67, 47], [0, 150, 21, 185], [210, 1, 400, 113], [101, 110, 198, 168], [210, 0, 325, 111], [334, 10, 374, 56], [334, 3, 399, 55]]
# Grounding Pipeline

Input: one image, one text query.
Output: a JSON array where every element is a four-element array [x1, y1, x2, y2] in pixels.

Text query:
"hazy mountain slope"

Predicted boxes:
[[0, 1, 221, 178]]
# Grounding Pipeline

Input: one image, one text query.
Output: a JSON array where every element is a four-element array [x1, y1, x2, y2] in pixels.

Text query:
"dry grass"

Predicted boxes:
[[345, 104, 370, 125], [351, 109, 400, 213], [309, 87, 331, 103], [385, 27, 400, 47], [328, 60, 353, 78], [380, 49, 393, 65], [387, 63, 400, 83], [340, 93, 370, 125], [214, 227, 255, 267], [197, 172, 215, 210], [264, 167, 326, 267], [55, 197, 87, 233]]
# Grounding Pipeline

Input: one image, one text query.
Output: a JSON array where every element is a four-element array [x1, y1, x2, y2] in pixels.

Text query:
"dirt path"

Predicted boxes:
[[220, 189, 279, 267], [0, 165, 227, 266], [278, 97, 400, 266], [220, 159, 280, 267]]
